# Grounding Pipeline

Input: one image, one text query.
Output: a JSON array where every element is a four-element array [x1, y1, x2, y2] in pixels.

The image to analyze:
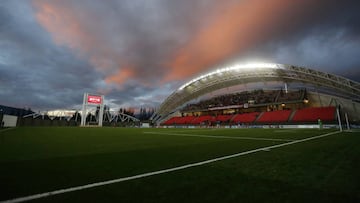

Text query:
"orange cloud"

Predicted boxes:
[[33, 0, 317, 88], [105, 68, 134, 85], [33, 1, 122, 69], [165, 0, 314, 81], [33, 1, 95, 53], [32, 0, 133, 86]]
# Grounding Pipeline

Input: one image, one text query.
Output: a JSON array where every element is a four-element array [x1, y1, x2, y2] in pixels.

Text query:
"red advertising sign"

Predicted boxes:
[[87, 95, 102, 104]]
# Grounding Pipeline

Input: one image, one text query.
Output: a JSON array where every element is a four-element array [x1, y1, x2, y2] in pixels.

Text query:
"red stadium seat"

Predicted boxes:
[[176, 116, 196, 124], [232, 112, 259, 123], [216, 115, 234, 122], [163, 116, 182, 125], [291, 106, 336, 122], [190, 115, 216, 124], [257, 110, 292, 123]]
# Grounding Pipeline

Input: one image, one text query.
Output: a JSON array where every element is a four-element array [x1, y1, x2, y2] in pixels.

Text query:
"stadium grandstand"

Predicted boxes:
[[152, 63, 360, 128]]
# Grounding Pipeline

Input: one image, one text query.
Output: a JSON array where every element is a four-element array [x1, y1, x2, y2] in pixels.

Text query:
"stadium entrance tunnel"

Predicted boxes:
[[151, 63, 360, 125]]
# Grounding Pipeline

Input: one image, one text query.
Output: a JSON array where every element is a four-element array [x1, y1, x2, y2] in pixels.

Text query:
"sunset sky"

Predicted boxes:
[[1, 0, 359, 111]]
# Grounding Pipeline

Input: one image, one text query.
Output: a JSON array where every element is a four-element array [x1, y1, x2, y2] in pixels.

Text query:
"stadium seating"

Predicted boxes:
[[163, 106, 336, 125], [163, 114, 235, 125], [190, 115, 216, 124], [216, 114, 234, 122], [256, 110, 292, 123], [162, 116, 196, 125], [291, 106, 336, 122], [175, 116, 196, 124], [276, 90, 304, 103], [181, 89, 305, 112], [232, 112, 260, 123], [162, 116, 182, 125]]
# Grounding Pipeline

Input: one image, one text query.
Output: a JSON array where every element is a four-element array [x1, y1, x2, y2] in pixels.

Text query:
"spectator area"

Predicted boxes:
[[216, 115, 234, 122], [175, 116, 196, 124], [232, 112, 260, 123], [190, 115, 215, 124], [162, 116, 182, 125], [162, 106, 336, 125], [257, 110, 292, 123], [291, 106, 336, 122], [182, 89, 305, 112]]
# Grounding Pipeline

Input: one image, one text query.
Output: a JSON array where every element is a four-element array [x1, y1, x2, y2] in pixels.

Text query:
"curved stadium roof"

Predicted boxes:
[[152, 63, 360, 124]]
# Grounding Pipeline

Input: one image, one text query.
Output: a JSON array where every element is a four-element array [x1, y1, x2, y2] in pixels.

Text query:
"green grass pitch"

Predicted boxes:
[[0, 127, 359, 202]]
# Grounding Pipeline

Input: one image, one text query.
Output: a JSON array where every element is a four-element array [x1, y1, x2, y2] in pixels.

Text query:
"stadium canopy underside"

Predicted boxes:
[[152, 63, 360, 124]]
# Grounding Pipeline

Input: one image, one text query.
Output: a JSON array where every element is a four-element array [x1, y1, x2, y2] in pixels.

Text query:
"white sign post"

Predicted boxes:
[[81, 93, 104, 127]]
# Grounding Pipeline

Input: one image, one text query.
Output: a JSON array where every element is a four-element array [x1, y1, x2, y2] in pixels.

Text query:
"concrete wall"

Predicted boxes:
[[2, 114, 18, 127]]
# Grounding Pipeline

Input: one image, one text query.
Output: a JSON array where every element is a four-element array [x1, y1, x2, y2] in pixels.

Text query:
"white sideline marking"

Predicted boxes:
[[144, 132, 295, 142], [0, 131, 341, 203]]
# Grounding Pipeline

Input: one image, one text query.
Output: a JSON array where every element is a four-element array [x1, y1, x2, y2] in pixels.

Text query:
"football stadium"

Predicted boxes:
[[152, 63, 360, 127], [1, 63, 360, 203]]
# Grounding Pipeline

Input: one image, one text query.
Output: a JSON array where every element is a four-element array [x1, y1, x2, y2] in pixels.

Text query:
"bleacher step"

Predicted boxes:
[[254, 112, 264, 122], [288, 110, 297, 122]]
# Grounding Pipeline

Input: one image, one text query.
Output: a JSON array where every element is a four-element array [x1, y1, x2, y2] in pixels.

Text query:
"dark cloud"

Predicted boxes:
[[0, 1, 101, 110], [0, 0, 359, 111], [31, 0, 215, 85], [203, 0, 360, 81]]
